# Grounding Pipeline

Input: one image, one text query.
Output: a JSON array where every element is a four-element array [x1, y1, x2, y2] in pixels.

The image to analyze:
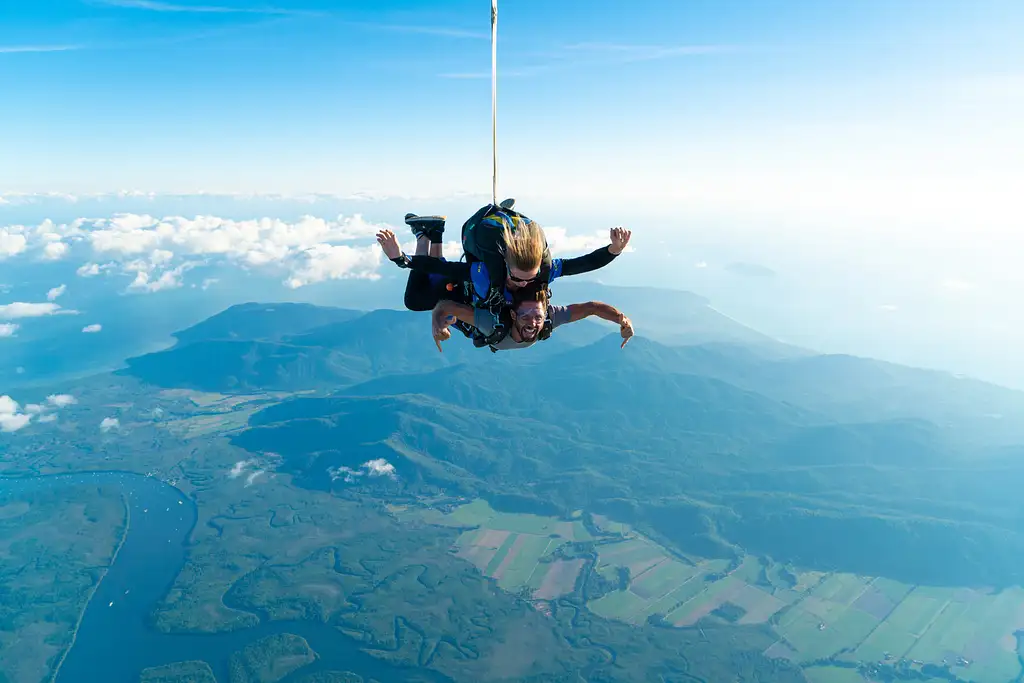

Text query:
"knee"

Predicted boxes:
[[404, 291, 431, 312]]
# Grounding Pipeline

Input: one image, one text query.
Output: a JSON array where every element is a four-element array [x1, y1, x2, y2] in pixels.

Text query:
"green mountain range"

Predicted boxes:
[[123, 293, 1024, 593]]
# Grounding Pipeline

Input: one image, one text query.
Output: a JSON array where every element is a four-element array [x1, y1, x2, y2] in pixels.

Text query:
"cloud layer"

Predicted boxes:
[[1, 211, 612, 293], [0, 302, 74, 319], [0, 393, 77, 432]]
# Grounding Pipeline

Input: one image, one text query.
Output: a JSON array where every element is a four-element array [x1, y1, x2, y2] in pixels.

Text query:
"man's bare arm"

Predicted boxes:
[[432, 300, 475, 328], [565, 300, 634, 347], [431, 300, 476, 353], [566, 301, 627, 324]]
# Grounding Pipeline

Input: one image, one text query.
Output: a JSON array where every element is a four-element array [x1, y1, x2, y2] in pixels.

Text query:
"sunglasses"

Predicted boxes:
[[506, 262, 538, 284]]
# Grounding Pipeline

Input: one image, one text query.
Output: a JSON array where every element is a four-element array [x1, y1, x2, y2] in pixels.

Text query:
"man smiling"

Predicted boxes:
[[431, 282, 635, 353]]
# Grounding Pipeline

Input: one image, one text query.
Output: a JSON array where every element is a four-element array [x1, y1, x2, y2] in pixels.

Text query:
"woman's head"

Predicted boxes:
[[501, 221, 545, 289]]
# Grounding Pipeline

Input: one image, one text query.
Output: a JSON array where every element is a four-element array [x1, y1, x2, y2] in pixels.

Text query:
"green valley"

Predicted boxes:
[[7, 299, 1024, 682]]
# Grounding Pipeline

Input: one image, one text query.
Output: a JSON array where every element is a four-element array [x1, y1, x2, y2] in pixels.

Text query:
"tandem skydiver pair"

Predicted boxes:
[[375, 200, 635, 352]]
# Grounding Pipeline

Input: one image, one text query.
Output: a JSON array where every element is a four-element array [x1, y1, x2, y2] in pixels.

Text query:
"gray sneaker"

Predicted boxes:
[[404, 213, 446, 240]]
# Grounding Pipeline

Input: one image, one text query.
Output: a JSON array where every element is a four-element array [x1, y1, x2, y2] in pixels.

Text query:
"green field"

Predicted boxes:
[[418, 499, 1024, 683], [441, 499, 591, 540], [423, 500, 588, 600]]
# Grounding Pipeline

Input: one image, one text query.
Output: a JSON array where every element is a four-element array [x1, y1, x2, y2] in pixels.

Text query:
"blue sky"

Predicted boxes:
[[2, 0, 1024, 388], [3, 0, 1021, 204]]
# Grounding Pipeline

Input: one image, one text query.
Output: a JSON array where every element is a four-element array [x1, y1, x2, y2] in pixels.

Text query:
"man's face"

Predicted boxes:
[[511, 300, 545, 341]]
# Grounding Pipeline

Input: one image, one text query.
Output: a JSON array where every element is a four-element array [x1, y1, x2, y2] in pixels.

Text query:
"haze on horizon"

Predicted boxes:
[[1, 0, 1023, 387]]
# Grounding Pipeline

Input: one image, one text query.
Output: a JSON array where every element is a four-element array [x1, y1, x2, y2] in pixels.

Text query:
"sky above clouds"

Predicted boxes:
[[1, 0, 1019, 219]]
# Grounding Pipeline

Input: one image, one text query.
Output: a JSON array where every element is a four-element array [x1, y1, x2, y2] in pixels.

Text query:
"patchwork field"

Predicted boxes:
[[420, 499, 591, 599], [417, 500, 1024, 683], [155, 390, 296, 439]]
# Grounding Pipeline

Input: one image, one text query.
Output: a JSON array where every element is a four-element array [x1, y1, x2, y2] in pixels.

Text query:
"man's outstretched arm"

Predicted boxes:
[[563, 301, 635, 347]]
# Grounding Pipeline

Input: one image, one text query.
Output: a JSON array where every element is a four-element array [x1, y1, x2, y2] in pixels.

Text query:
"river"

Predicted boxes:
[[0, 471, 451, 683]]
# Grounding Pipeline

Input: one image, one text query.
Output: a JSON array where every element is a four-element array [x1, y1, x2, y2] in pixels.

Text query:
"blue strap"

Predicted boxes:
[[470, 262, 491, 303], [548, 258, 563, 282]]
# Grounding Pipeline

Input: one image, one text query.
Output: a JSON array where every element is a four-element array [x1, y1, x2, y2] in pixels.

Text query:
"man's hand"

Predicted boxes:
[[433, 325, 451, 353], [376, 229, 402, 260], [608, 227, 632, 256], [431, 303, 456, 353], [618, 314, 634, 348]]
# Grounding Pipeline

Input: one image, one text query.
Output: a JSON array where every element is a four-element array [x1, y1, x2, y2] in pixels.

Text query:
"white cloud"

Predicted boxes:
[[0, 45, 81, 54], [695, 261, 708, 268], [0, 229, 27, 258], [879, 304, 899, 312], [284, 244, 381, 289], [77, 262, 117, 277], [42, 241, 69, 260], [397, 238, 462, 262], [47, 284, 66, 301], [128, 262, 193, 292], [327, 458, 398, 483], [3, 394, 79, 429], [542, 226, 610, 256], [47, 394, 77, 408], [0, 302, 71, 319], [69, 213, 389, 290], [82, 323, 102, 333], [363, 458, 397, 479], [3, 210, 617, 292], [0, 323, 18, 337], [92, 0, 309, 15], [100, 417, 120, 432], [228, 460, 251, 478], [0, 396, 31, 433]]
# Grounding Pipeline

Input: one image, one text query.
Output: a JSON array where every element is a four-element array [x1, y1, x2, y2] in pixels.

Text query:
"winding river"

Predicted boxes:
[[0, 471, 451, 683]]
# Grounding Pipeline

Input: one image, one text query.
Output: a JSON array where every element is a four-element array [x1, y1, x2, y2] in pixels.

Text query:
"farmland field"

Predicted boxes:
[[414, 499, 1024, 682], [425, 499, 590, 600]]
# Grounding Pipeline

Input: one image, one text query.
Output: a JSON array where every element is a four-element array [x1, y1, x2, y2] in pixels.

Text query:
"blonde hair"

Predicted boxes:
[[501, 220, 545, 273]]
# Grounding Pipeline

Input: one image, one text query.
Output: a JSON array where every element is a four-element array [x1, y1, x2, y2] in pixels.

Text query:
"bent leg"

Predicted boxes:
[[402, 212, 448, 311], [404, 271, 440, 311], [403, 234, 433, 311]]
